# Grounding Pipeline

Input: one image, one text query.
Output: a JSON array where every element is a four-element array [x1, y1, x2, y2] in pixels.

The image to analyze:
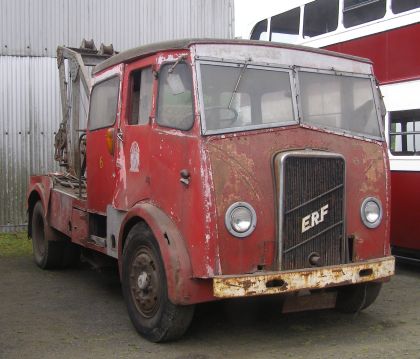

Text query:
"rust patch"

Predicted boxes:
[[207, 141, 262, 208], [213, 256, 395, 298]]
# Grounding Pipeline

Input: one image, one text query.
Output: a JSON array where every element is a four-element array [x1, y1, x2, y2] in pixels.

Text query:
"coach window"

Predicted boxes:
[[89, 76, 120, 130], [128, 67, 153, 125], [157, 62, 194, 131], [303, 0, 339, 38], [343, 0, 386, 28], [250, 19, 269, 41], [389, 109, 420, 155], [392, 0, 420, 14], [270, 7, 300, 43]]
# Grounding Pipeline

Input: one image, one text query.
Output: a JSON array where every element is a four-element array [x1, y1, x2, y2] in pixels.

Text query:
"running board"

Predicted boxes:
[[89, 235, 107, 248]]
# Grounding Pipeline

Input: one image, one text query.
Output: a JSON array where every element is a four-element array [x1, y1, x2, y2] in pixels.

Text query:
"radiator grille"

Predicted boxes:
[[280, 154, 345, 270]]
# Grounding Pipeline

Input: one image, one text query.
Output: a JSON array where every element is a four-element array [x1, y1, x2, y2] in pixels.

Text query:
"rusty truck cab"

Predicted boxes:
[[28, 39, 394, 342]]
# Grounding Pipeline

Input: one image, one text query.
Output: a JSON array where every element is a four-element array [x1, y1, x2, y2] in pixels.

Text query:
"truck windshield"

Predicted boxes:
[[199, 63, 296, 133], [299, 72, 382, 138], [199, 62, 382, 139]]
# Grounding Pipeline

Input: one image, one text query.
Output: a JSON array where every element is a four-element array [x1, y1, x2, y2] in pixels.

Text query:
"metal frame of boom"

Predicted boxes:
[[55, 40, 116, 176]]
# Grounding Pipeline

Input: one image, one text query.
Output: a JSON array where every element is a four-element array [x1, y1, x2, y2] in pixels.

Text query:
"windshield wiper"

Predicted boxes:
[[228, 62, 248, 109]]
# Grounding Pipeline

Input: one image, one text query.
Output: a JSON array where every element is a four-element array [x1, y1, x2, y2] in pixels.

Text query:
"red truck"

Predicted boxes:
[[27, 39, 395, 342]]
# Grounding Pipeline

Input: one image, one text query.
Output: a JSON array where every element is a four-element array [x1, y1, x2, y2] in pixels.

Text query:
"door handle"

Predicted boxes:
[[180, 169, 190, 186], [116, 129, 124, 142]]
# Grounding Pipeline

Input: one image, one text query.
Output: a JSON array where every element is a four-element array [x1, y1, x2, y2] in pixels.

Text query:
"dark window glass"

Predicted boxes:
[[88, 76, 119, 130], [343, 0, 386, 28], [392, 0, 420, 14], [270, 7, 300, 43], [389, 109, 420, 155], [157, 63, 194, 131], [250, 19, 268, 40], [303, 0, 339, 38], [128, 67, 153, 125]]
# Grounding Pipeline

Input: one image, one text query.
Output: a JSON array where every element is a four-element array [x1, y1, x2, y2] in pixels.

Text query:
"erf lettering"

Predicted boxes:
[[302, 204, 329, 233]]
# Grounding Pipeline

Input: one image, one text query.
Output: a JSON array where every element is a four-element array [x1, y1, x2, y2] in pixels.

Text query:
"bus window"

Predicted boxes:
[[392, 0, 420, 14], [303, 0, 339, 38], [270, 7, 300, 43], [343, 0, 386, 28], [250, 19, 269, 40], [389, 109, 420, 155]]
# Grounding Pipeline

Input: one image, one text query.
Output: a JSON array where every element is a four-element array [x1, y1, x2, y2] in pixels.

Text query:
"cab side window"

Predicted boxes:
[[89, 76, 120, 130], [157, 62, 194, 131], [128, 67, 153, 125]]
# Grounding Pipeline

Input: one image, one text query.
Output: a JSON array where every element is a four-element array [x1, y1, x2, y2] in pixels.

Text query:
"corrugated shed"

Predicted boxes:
[[0, 0, 234, 232], [1, 0, 234, 57], [0, 56, 61, 232]]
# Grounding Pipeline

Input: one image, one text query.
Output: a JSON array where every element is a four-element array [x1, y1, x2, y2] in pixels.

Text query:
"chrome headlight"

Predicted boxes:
[[225, 202, 257, 238], [360, 197, 382, 228]]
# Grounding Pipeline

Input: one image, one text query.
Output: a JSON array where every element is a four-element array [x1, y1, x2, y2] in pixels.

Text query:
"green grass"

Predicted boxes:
[[0, 232, 32, 257]]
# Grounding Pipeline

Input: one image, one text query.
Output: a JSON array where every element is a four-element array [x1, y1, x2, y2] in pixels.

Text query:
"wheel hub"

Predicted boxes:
[[137, 271, 150, 290], [129, 249, 160, 318]]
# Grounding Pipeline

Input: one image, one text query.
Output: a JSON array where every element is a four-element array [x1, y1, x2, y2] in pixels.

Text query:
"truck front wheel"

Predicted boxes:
[[122, 223, 195, 342], [335, 282, 382, 313], [31, 201, 80, 269]]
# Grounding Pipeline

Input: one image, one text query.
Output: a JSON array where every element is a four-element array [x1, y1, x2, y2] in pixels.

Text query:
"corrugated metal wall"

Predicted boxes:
[[1, 0, 235, 57], [0, 0, 234, 232], [0, 56, 61, 231]]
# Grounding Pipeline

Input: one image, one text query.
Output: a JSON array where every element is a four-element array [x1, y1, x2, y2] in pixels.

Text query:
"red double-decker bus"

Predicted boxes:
[[248, 0, 420, 262]]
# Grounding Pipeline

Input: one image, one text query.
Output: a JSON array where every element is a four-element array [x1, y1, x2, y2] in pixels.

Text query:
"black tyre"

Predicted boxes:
[[122, 223, 195, 342], [31, 201, 80, 269], [336, 282, 382, 313]]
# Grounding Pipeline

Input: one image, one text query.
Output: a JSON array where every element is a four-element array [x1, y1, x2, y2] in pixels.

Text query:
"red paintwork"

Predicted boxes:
[[27, 43, 391, 305], [86, 66, 123, 214], [113, 58, 155, 210], [326, 23, 420, 85], [207, 127, 390, 274], [390, 171, 420, 251]]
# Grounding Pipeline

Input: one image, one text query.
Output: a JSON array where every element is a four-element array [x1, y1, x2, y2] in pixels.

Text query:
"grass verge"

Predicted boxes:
[[0, 232, 32, 257]]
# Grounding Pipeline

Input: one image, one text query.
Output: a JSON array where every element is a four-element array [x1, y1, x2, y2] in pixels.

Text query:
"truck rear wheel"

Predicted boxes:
[[31, 201, 80, 269], [122, 223, 195, 342], [335, 282, 382, 313]]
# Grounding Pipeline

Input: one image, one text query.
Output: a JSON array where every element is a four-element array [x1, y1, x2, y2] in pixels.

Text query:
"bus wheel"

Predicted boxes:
[[31, 201, 80, 269], [335, 282, 382, 313], [122, 223, 195, 342]]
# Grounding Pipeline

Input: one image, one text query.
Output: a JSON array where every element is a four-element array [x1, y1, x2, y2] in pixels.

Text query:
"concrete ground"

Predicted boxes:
[[1, 235, 420, 359]]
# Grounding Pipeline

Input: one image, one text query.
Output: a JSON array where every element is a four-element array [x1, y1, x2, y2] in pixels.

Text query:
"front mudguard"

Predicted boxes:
[[119, 202, 213, 305]]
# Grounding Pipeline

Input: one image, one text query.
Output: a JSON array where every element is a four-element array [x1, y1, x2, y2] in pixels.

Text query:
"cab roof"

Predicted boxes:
[[93, 38, 371, 74]]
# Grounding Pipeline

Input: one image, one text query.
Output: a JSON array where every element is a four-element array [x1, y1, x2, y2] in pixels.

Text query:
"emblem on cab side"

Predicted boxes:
[[301, 204, 329, 233], [129, 141, 140, 172]]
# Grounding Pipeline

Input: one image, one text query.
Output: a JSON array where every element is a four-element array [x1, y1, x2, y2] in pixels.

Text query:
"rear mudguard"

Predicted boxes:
[[27, 176, 54, 237], [118, 202, 213, 305]]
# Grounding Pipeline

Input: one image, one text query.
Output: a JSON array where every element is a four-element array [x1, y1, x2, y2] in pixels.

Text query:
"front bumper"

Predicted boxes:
[[213, 256, 395, 298]]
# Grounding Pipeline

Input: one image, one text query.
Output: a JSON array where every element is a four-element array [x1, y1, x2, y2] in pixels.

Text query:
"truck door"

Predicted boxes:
[[113, 62, 154, 209], [150, 59, 198, 232], [86, 71, 121, 214]]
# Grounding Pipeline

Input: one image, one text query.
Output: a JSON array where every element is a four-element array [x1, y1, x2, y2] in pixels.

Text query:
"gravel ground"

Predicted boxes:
[[1, 238, 420, 359]]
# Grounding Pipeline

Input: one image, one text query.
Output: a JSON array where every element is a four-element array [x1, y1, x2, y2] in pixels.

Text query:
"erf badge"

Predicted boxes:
[[129, 141, 140, 172]]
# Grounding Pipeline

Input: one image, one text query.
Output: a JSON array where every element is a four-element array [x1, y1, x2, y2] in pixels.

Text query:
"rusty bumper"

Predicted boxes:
[[213, 256, 395, 298]]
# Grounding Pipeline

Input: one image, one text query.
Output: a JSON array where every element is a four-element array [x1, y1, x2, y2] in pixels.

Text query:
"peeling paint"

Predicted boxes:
[[214, 256, 395, 298]]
